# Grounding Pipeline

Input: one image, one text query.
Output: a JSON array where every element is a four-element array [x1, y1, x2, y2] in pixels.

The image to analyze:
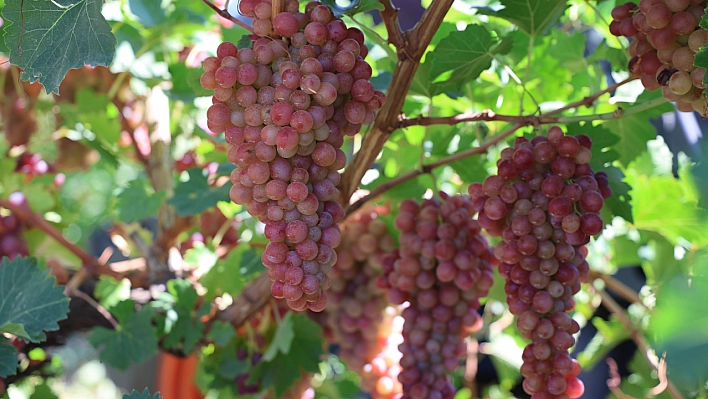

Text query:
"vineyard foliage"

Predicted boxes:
[[0, 0, 706, 398]]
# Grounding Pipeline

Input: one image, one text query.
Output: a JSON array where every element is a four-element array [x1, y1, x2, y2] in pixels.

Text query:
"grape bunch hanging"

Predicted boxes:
[[323, 206, 402, 399], [610, 0, 708, 114], [378, 194, 495, 399], [468, 126, 610, 399], [200, 0, 385, 311], [0, 193, 29, 260]]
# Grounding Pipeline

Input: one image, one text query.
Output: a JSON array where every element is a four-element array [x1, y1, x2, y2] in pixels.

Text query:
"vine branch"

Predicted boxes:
[[349, 89, 667, 213], [589, 270, 649, 310], [201, 0, 255, 33], [218, 273, 273, 327], [340, 0, 455, 203], [0, 197, 132, 292], [378, 0, 405, 50], [346, 123, 523, 215], [598, 290, 685, 399]]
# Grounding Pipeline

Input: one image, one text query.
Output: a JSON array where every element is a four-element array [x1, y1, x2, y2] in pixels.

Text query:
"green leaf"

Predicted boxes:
[[263, 312, 295, 362], [483, 0, 568, 37], [169, 168, 231, 216], [577, 317, 631, 369], [208, 321, 236, 347], [2, 0, 117, 94], [89, 306, 158, 370], [428, 25, 512, 85], [249, 314, 324, 397], [122, 389, 163, 399], [128, 0, 167, 28], [58, 89, 122, 144], [200, 246, 262, 301], [611, 234, 642, 267], [29, 381, 58, 399], [159, 279, 204, 354], [94, 276, 132, 310], [699, 13, 708, 93], [0, 323, 30, 341], [602, 114, 655, 167], [627, 172, 708, 246], [0, 257, 69, 342], [649, 250, 708, 391], [0, 338, 18, 378], [603, 165, 634, 223], [116, 178, 165, 223], [236, 34, 252, 50], [320, 0, 383, 17]]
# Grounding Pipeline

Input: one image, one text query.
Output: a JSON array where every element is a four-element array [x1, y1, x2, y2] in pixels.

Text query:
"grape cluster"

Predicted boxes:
[[15, 153, 51, 182], [324, 206, 402, 399], [378, 194, 495, 399], [0, 193, 29, 260], [468, 126, 610, 399], [201, 1, 385, 312], [235, 347, 264, 395], [610, 0, 708, 114]]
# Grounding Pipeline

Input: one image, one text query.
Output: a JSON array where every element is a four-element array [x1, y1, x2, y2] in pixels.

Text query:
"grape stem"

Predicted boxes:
[[346, 123, 522, 215], [340, 0, 456, 202], [0, 197, 137, 291], [349, 94, 668, 215], [400, 76, 641, 128], [589, 270, 650, 310], [201, 0, 256, 33], [598, 290, 685, 399], [378, 0, 406, 50], [68, 288, 120, 330]]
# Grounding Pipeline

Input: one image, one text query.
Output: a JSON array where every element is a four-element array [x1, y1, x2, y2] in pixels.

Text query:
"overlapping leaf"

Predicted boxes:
[[482, 0, 568, 37], [169, 168, 231, 216], [2, 0, 116, 94], [0, 257, 69, 342], [89, 306, 158, 370]]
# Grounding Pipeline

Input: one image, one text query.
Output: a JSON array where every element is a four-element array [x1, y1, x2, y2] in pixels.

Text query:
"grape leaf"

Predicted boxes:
[[94, 276, 132, 309], [153, 279, 204, 353], [249, 314, 324, 397], [428, 25, 512, 85], [29, 381, 58, 399], [116, 178, 165, 223], [236, 35, 252, 50], [58, 89, 122, 144], [200, 246, 262, 301], [577, 317, 630, 369], [698, 13, 708, 94], [649, 249, 708, 391], [263, 312, 295, 362], [627, 172, 708, 246], [208, 321, 236, 346], [0, 257, 69, 342], [127, 0, 167, 28], [320, 0, 383, 17], [481, 0, 568, 37], [2, 0, 117, 94], [603, 165, 634, 223], [168, 168, 231, 216], [123, 389, 163, 399], [89, 306, 158, 370], [0, 338, 18, 378]]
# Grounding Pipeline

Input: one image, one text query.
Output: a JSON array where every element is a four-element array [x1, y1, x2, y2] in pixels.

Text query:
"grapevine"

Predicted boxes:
[[469, 126, 611, 398], [323, 205, 402, 399], [610, 0, 708, 114], [201, 0, 385, 312], [379, 194, 495, 399]]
